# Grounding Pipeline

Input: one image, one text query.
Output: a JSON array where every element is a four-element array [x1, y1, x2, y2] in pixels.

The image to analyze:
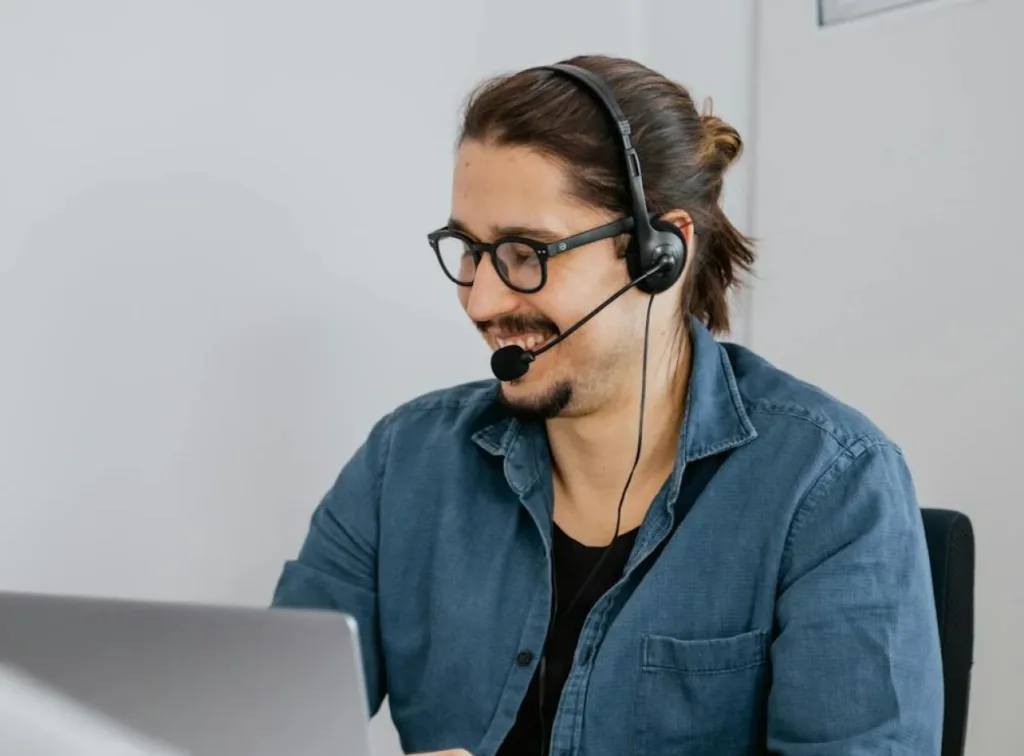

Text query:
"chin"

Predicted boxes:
[[497, 378, 573, 421]]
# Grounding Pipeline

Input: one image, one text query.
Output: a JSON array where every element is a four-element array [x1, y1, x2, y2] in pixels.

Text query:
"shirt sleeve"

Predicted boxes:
[[270, 414, 393, 716], [768, 441, 944, 755]]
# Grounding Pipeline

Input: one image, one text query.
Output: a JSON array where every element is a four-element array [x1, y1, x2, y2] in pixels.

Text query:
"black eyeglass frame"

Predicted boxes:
[[427, 215, 636, 294]]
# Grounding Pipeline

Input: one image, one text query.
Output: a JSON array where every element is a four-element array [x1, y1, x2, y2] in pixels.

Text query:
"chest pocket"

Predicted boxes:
[[633, 628, 770, 756]]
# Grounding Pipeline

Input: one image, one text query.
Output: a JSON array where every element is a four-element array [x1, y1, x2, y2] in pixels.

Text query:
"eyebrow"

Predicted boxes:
[[447, 217, 563, 244]]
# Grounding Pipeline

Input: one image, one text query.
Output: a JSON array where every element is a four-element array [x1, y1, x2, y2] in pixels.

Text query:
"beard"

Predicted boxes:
[[496, 379, 573, 422], [477, 312, 570, 421]]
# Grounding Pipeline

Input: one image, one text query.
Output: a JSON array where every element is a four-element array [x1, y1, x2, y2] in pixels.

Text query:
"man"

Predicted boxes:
[[273, 55, 943, 756]]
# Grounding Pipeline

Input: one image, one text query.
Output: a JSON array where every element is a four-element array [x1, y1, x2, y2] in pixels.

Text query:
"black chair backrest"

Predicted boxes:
[[920, 508, 975, 756]]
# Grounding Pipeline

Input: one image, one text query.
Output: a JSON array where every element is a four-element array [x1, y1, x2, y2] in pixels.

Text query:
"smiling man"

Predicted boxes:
[[273, 55, 943, 756]]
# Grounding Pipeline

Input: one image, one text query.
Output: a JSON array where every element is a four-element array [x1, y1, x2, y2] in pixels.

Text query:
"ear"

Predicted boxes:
[[657, 208, 696, 255]]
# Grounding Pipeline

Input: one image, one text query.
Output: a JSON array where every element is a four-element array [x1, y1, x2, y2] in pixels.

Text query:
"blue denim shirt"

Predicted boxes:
[[272, 319, 943, 756]]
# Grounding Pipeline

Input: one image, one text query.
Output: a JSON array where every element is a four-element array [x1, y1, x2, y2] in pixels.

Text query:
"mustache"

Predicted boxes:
[[475, 314, 560, 338]]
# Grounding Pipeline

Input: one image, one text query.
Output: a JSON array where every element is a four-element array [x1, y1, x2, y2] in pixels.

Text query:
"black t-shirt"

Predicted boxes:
[[497, 523, 639, 756]]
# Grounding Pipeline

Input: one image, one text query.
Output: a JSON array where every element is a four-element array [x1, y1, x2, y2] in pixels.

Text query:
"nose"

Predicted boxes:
[[463, 254, 519, 323]]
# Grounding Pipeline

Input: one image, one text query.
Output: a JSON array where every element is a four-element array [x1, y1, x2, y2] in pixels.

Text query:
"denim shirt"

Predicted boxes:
[[272, 319, 943, 756]]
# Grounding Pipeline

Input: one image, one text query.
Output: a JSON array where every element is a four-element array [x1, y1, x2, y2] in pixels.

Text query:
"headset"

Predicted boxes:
[[488, 62, 689, 384], [539, 62, 688, 295]]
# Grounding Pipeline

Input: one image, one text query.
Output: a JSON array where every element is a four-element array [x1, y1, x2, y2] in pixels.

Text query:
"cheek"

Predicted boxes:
[[457, 287, 470, 312], [567, 297, 647, 354]]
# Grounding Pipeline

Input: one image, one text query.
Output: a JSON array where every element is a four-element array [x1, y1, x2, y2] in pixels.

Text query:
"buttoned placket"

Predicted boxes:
[[544, 479, 680, 756]]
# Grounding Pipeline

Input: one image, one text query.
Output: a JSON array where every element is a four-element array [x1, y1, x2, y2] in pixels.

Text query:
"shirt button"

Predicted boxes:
[[516, 650, 534, 667]]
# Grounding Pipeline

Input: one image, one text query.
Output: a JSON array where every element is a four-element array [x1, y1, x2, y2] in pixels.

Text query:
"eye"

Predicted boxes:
[[494, 242, 543, 291], [499, 242, 539, 266]]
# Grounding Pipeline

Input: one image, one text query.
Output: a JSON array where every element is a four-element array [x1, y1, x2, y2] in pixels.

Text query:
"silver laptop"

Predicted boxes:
[[0, 591, 374, 756]]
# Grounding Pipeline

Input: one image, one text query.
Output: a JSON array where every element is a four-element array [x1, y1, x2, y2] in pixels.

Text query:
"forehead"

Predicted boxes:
[[450, 140, 598, 242]]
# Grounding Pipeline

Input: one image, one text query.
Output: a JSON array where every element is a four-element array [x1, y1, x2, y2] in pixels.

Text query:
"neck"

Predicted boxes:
[[545, 335, 691, 538]]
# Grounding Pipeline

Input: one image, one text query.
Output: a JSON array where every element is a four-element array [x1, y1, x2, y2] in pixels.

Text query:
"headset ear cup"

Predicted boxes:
[[635, 218, 687, 295]]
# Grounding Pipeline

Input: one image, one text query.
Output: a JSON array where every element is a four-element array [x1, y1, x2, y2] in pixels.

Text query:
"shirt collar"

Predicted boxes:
[[471, 316, 758, 496]]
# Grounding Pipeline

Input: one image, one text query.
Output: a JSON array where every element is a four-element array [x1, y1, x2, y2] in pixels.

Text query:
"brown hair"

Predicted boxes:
[[457, 54, 754, 335]]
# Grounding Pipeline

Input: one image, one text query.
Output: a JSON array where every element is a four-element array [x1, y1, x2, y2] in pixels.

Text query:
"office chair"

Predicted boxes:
[[920, 508, 975, 756]]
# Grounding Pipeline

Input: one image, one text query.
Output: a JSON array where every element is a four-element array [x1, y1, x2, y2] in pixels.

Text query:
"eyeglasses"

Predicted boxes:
[[428, 216, 635, 294]]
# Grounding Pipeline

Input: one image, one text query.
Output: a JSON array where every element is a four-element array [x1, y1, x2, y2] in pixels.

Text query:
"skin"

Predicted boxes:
[[450, 139, 696, 546]]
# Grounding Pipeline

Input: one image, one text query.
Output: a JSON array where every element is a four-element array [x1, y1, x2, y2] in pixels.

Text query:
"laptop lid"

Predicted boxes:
[[0, 591, 373, 756], [0, 662, 191, 755]]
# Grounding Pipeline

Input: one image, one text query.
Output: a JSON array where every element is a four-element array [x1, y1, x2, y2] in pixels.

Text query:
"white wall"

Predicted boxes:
[[0, 1, 754, 754], [751, 0, 1023, 753]]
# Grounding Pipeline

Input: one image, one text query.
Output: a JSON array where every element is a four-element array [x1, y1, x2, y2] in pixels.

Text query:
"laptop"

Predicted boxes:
[[0, 591, 374, 756]]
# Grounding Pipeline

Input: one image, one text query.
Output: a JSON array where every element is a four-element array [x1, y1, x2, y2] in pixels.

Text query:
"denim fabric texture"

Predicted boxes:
[[273, 318, 943, 756]]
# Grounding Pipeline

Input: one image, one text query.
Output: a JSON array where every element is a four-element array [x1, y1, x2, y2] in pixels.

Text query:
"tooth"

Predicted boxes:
[[526, 335, 538, 349]]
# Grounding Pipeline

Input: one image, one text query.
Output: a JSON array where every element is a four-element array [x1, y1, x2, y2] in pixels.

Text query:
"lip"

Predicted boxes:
[[490, 332, 556, 352]]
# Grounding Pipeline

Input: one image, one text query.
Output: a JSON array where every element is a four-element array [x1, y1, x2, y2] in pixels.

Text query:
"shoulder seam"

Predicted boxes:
[[746, 400, 894, 454], [781, 440, 904, 571]]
